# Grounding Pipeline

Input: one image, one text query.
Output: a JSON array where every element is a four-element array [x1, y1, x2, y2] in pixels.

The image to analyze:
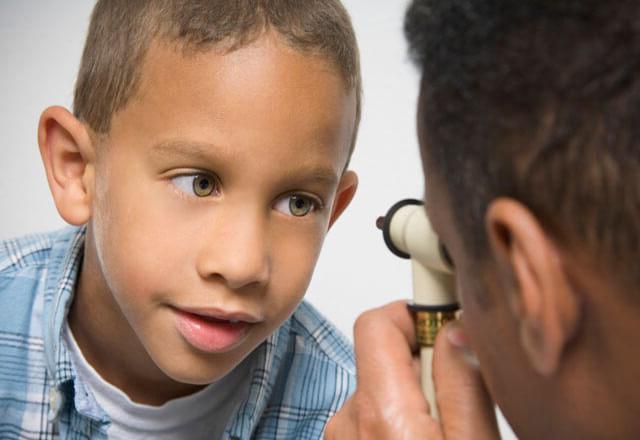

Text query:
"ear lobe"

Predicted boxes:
[[38, 106, 95, 226], [327, 170, 358, 230], [486, 198, 580, 377]]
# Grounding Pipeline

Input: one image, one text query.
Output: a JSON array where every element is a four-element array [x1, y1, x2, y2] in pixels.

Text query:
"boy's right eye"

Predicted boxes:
[[170, 173, 220, 198]]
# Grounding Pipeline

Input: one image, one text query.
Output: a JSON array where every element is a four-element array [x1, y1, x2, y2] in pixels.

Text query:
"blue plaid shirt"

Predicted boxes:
[[0, 227, 355, 439]]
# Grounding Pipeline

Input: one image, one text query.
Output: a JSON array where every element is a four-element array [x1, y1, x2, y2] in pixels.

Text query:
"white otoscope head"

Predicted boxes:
[[378, 199, 459, 418], [378, 199, 457, 307]]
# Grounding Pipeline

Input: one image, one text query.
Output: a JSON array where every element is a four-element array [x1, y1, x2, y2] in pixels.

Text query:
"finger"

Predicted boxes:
[[433, 320, 501, 440], [324, 398, 357, 439], [326, 301, 443, 439], [412, 354, 422, 379], [352, 301, 426, 411]]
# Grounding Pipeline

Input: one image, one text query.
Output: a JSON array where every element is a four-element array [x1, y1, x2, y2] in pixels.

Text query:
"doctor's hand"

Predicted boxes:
[[324, 300, 500, 440]]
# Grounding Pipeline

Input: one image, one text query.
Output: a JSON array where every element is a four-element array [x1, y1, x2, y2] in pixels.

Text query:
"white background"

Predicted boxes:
[[0, 1, 514, 437]]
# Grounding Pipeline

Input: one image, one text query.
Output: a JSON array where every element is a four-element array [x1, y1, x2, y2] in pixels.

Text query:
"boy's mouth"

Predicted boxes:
[[173, 308, 255, 353]]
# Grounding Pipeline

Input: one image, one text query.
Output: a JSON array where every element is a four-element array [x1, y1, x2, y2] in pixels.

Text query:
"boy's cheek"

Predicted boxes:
[[275, 237, 323, 286], [265, 236, 320, 312], [92, 214, 181, 299]]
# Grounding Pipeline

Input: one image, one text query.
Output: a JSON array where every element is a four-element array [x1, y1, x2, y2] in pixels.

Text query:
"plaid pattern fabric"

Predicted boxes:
[[0, 227, 355, 439]]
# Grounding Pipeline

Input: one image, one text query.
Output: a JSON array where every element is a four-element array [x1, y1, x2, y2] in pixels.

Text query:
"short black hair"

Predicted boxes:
[[405, 0, 640, 286]]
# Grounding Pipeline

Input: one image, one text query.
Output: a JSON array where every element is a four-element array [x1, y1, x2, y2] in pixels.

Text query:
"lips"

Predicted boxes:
[[173, 308, 256, 353]]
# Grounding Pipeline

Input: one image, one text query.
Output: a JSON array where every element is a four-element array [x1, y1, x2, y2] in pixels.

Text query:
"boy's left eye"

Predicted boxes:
[[171, 173, 219, 198], [273, 194, 320, 217]]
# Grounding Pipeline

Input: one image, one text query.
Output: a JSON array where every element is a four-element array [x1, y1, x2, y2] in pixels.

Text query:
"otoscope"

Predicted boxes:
[[377, 199, 459, 419]]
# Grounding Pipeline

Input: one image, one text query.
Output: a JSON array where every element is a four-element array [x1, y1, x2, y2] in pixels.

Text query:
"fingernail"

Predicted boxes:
[[446, 321, 471, 350]]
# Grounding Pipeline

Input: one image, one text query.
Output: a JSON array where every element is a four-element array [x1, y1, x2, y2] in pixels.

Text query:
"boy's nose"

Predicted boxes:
[[195, 208, 270, 291]]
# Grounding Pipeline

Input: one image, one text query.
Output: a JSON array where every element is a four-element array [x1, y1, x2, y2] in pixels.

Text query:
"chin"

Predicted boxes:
[[161, 350, 245, 385]]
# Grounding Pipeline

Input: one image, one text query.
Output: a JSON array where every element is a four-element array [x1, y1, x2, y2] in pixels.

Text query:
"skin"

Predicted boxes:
[[38, 32, 358, 405], [326, 81, 640, 438]]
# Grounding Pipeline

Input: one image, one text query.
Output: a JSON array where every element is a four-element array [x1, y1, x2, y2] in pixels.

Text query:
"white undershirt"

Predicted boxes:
[[64, 323, 251, 440]]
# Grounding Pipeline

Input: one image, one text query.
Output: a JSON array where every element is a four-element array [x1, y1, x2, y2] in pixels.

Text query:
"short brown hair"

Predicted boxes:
[[74, 0, 361, 156]]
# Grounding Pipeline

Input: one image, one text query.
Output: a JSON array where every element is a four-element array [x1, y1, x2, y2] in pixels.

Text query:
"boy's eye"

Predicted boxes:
[[274, 194, 319, 217], [171, 173, 219, 198]]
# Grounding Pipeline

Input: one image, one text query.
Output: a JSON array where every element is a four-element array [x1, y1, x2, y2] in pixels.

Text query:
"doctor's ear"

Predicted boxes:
[[328, 170, 358, 229], [486, 198, 580, 376], [38, 106, 96, 226]]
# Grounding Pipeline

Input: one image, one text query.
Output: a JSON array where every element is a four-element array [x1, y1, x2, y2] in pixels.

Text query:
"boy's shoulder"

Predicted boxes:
[[0, 230, 58, 274], [0, 227, 82, 331], [288, 300, 355, 375], [0, 227, 83, 438], [247, 301, 355, 438]]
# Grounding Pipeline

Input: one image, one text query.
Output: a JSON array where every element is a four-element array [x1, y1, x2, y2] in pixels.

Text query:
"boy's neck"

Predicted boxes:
[[68, 228, 204, 405]]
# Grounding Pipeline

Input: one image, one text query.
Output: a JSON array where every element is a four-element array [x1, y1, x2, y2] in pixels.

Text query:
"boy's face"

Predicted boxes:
[[85, 34, 356, 386]]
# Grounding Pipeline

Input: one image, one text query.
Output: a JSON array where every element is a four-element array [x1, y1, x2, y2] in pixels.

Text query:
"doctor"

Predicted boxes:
[[327, 0, 640, 438]]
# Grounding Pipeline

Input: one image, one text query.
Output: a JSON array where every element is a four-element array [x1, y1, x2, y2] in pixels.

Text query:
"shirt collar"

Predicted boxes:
[[43, 225, 86, 387]]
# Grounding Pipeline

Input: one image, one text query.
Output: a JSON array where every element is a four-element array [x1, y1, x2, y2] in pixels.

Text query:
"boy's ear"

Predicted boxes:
[[328, 170, 358, 229], [38, 106, 95, 226], [485, 198, 580, 377]]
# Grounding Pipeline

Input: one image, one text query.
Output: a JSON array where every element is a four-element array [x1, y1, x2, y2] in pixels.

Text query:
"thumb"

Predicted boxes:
[[433, 320, 500, 440]]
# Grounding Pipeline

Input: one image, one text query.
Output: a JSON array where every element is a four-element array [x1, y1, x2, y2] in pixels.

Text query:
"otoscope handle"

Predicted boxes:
[[408, 302, 458, 419]]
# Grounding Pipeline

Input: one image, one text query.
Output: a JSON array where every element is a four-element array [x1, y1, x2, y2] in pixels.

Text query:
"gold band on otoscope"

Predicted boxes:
[[407, 303, 459, 347]]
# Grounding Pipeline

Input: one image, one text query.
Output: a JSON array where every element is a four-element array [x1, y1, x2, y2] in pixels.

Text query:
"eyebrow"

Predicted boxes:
[[151, 139, 225, 164], [282, 167, 339, 187], [151, 139, 339, 187]]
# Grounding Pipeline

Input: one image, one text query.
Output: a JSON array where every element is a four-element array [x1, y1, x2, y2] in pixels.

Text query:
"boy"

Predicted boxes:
[[327, 0, 640, 439], [0, 1, 360, 438]]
